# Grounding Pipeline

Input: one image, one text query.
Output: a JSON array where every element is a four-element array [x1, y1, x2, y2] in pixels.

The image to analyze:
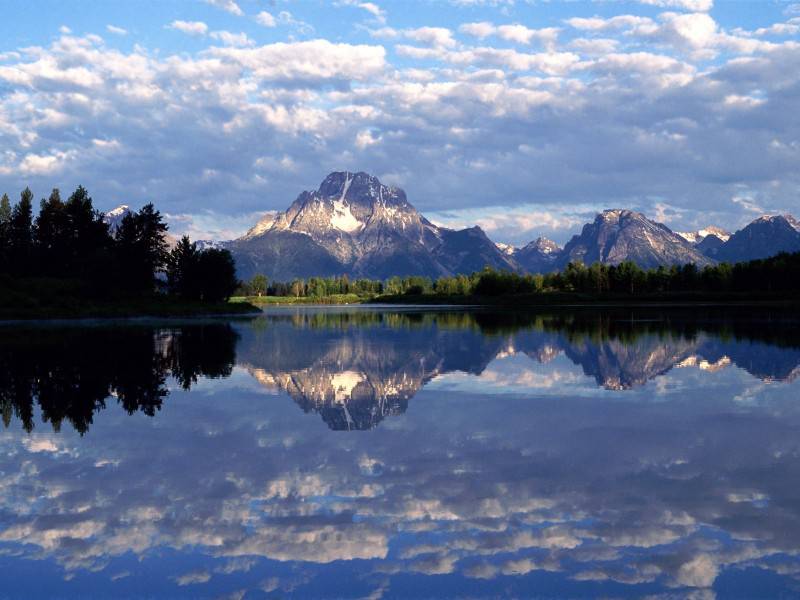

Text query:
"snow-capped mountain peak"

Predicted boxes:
[[103, 204, 132, 234], [106, 204, 130, 218], [495, 242, 517, 256], [228, 171, 519, 280], [677, 226, 731, 244]]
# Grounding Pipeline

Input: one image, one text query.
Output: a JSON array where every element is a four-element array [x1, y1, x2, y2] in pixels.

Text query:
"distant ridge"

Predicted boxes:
[[223, 172, 800, 280]]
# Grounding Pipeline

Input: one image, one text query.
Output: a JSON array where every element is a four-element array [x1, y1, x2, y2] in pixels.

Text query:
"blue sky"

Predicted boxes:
[[1, 0, 799, 243]]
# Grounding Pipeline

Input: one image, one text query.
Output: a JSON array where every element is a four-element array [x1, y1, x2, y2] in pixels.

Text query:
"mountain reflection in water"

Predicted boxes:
[[0, 307, 799, 598]]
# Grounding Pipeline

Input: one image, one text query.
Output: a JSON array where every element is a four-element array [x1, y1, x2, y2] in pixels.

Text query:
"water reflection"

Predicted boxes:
[[0, 324, 237, 433], [238, 309, 800, 428], [0, 308, 799, 598]]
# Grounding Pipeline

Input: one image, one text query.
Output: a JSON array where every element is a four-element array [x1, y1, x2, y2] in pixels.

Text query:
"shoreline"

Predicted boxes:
[[0, 300, 262, 324], [369, 292, 800, 308]]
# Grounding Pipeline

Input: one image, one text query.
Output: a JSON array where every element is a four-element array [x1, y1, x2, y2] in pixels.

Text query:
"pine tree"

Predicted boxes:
[[9, 188, 34, 274], [114, 203, 169, 292], [0, 193, 10, 224], [166, 236, 199, 298]]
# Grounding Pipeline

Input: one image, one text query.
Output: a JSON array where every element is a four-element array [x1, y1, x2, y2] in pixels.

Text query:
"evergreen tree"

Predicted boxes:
[[0, 193, 10, 224], [195, 248, 238, 302], [166, 236, 199, 298], [35, 189, 68, 274], [0, 193, 11, 272], [115, 203, 169, 292], [8, 188, 34, 274]]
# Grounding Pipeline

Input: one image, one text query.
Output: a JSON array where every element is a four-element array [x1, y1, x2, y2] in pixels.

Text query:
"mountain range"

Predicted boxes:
[[110, 171, 800, 280]]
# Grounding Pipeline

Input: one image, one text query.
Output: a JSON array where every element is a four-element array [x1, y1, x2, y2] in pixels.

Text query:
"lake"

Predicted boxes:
[[1, 306, 799, 598]]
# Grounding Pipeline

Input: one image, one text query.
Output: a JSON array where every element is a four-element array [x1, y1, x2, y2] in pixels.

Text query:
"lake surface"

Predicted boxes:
[[1, 306, 800, 598]]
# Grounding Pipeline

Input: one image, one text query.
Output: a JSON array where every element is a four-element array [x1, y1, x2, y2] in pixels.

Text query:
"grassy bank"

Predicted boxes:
[[371, 290, 800, 307], [0, 278, 261, 320], [231, 293, 368, 305]]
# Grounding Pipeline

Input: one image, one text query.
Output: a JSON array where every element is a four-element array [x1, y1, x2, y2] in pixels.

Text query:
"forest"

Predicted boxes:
[[238, 251, 800, 304], [0, 186, 246, 316]]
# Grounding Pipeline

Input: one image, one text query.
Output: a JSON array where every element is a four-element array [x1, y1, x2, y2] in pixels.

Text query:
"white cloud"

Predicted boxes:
[[277, 11, 314, 35], [752, 18, 800, 37], [0, 5, 796, 235], [210, 30, 254, 48], [498, 24, 559, 47], [204, 0, 243, 17], [106, 25, 127, 36], [206, 39, 385, 82], [459, 22, 559, 47], [639, 0, 714, 12], [19, 150, 76, 175], [339, 1, 387, 24], [459, 22, 496, 39], [173, 570, 212, 586], [569, 38, 620, 55], [674, 554, 719, 588], [404, 27, 457, 48], [659, 11, 718, 50], [168, 20, 209, 36], [566, 15, 656, 32], [255, 11, 276, 28]]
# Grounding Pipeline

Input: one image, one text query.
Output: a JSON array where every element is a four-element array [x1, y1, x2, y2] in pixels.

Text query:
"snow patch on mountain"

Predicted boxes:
[[677, 226, 731, 244], [103, 204, 132, 234], [331, 371, 365, 403], [243, 213, 278, 240], [495, 242, 517, 256], [331, 199, 363, 233]]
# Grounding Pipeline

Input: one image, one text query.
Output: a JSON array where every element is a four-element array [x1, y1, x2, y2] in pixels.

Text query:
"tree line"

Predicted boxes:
[[237, 274, 384, 298], [433, 254, 800, 297], [237, 252, 800, 301], [0, 186, 238, 302]]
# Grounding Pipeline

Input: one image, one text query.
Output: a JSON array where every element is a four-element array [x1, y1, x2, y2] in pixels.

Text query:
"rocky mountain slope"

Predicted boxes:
[[222, 172, 799, 279], [513, 237, 561, 273], [713, 215, 800, 263], [555, 209, 714, 271], [227, 172, 517, 280]]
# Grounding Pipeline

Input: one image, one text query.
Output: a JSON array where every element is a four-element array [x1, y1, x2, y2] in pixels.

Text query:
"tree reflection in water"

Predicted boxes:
[[0, 324, 238, 433]]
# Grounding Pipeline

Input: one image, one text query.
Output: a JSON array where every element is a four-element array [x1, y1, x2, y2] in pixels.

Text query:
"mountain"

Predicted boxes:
[[225, 172, 800, 279], [714, 215, 800, 263], [696, 233, 726, 258], [555, 209, 713, 270], [513, 237, 561, 273], [227, 172, 517, 280], [103, 203, 179, 248], [103, 204, 131, 234], [677, 226, 731, 244], [495, 242, 516, 256]]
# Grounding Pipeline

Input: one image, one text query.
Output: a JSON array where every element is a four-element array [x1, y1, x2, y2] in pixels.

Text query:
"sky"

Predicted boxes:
[[0, 0, 799, 244]]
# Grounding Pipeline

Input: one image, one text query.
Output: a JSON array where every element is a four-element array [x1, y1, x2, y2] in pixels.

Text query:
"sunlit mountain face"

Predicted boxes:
[[1, 308, 800, 597]]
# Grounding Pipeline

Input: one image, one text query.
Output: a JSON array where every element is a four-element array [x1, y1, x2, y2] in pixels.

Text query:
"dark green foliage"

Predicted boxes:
[[0, 185, 242, 308], [249, 274, 268, 296], [7, 187, 34, 274], [0, 193, 10, 224], [404, 255, 800, 299], [33, 187, 112, 284], [259, 275, 384, 298], [196, 248, 238, 302], [115, 202, 169, 292], [166, 236, 200, 298], [166, 237, 238, 302]]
